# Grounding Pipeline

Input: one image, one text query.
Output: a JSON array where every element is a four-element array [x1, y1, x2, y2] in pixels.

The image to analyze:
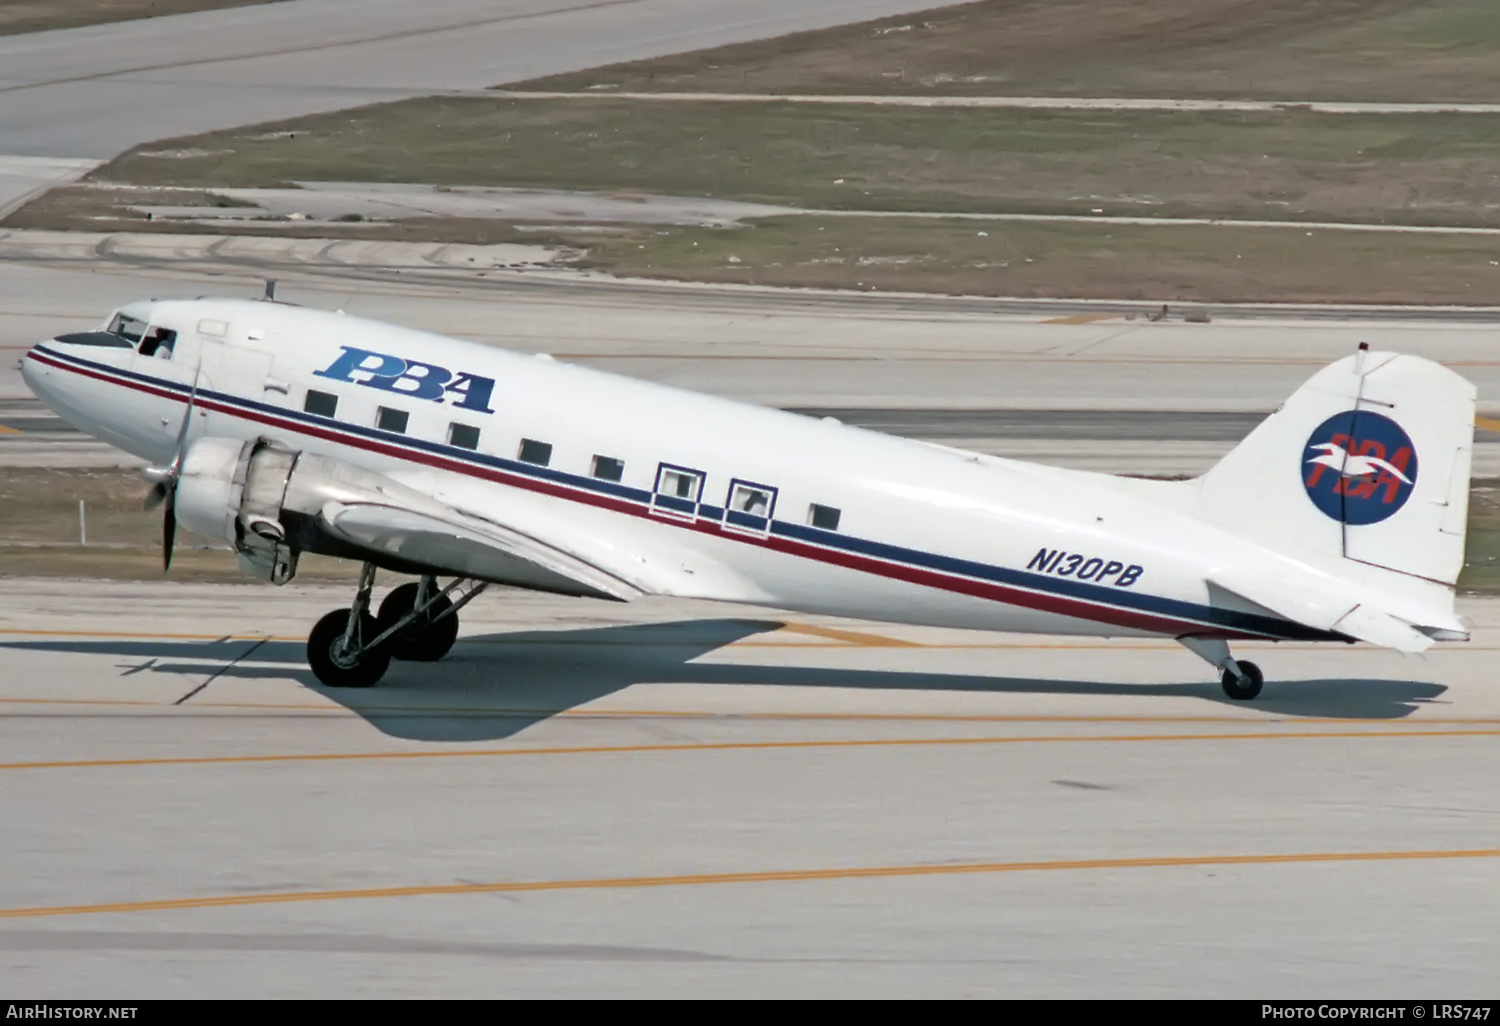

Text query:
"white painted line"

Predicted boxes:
[[494, 92, 1500, 115]]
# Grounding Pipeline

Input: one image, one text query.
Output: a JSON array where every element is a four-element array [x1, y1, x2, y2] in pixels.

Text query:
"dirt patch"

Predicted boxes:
[[511, 0, 1500, 103], [3, 191, 620, 251], [16, 74, 1500, 303], [0, 0, 281, 36], [48, 99, 1500, 227], [583, 216, 1500, 306]]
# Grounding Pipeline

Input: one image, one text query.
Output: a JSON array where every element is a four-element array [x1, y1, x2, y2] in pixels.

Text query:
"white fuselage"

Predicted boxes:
[[22, 298, 1342, 643]]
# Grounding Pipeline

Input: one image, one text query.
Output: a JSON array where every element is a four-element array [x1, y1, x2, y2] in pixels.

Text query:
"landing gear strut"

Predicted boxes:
[[307, 562, 388, 688], [1178, 636, 1264, 701], [306, 565, 487, 688], [378, 577, 460, 662]]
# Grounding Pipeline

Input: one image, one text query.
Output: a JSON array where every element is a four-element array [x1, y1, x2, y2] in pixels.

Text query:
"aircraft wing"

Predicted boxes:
[[317, 500, 644, 601]]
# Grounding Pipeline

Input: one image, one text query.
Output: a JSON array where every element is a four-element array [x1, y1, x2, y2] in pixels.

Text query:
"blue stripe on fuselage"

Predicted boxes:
[[30, 344, 1333, 641]]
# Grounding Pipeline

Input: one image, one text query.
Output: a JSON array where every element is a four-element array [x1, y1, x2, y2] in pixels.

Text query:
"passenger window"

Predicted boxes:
[[724, 480, 776, 535], [658, 467, 700, 500], [449, 423, 480, 450], [729, 483, 773, 516], [591, 455, 624, 482], [518, 439, 552, 466], [651, 463, 706, 520], [304, 390, 338, 417], [809, 504, 841, 531], [376, 407, 409, 433]]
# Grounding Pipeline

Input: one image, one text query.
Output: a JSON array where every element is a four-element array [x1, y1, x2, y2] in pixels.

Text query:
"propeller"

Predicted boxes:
[[141, 370, 201, 573]]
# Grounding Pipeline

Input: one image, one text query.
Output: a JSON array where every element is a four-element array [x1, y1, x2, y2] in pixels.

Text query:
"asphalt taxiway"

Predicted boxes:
[[2, 578, 1498, 997]]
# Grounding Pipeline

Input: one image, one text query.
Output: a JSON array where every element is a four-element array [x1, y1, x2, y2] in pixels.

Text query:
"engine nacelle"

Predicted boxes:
[[175, 437, 301, 583], [174, 435, 452, 584]]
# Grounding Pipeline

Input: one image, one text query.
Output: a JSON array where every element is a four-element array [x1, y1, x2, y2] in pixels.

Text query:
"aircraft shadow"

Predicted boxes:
[[4, 619, 1449, 740]]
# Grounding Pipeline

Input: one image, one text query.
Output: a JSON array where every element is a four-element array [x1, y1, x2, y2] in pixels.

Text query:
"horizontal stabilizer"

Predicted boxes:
[[1207, 572, 1354, 632], [1209, 573, 1433, 653], [1331, 603, 1433, 654]]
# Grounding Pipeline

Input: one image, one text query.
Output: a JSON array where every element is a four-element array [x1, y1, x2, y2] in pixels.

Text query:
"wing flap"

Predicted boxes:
[[319, 501, 643, 601]]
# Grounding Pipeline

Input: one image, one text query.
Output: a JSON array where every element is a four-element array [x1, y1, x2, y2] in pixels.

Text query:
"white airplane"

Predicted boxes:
[[21, 295, 1477, 700]]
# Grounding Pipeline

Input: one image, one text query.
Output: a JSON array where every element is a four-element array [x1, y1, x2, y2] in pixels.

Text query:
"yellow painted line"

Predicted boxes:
[[4, 846, 1497, 920], [0, 424, 20, 435], [2, 625, 1451, 653], [1475, 414, 1500, 434], [1041, 313, 1120, 325], [774, 622, 919, 647], [0, 628, 280, 642], [5, 694, 1500, 728], [4, 727, 1497, 773], [9, 693, 1500, 725]]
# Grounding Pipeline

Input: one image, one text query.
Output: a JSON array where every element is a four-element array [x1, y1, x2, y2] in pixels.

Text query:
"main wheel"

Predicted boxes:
[[377, 582, 459, 662], [307, 608, 390, 688], [1221, 660, 1264, 701]]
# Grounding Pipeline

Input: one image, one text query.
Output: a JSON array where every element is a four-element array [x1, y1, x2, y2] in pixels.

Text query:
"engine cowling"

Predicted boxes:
[[173, 435, 459, 584], [175, 437, 301, 583]]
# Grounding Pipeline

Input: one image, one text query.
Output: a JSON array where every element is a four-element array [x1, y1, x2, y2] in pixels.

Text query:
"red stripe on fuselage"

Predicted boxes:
[[29, 348, 1268, 640]]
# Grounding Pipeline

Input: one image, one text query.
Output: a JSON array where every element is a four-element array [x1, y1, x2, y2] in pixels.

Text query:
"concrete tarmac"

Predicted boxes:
[[0, 0, 944, 213], [1, 577, 1497, 997]]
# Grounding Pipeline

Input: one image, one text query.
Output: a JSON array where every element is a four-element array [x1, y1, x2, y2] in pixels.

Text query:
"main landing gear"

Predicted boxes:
[[306, 563, 488, 688], [1177, 636, 1264, 701]]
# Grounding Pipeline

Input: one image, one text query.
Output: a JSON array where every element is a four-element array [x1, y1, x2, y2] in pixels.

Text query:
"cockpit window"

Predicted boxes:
[[52, 331, 133, 348], [138, 328, 176, 359], [106, 313, 149, 344]]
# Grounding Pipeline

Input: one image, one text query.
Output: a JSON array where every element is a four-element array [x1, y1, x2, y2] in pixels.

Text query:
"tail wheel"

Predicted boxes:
[[307, 608, 390, 688], [1221, 660, 1264, 701], [377, 582, 459, 662]]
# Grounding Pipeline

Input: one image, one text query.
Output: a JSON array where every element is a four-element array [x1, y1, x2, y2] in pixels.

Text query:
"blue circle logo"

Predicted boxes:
[[1303, 411, 1418, 525]]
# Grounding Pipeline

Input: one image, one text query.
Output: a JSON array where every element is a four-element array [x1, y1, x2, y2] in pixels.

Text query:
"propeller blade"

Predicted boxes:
[[162, 488, 177, 574], [153, 367, 200, 566], [170, 395, 196, 467], [143, 480, 169, 511]]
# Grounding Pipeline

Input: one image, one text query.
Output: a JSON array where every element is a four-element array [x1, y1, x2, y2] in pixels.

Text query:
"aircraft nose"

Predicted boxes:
[[20, 342, 51, 399], [20, 337, 85, 414]]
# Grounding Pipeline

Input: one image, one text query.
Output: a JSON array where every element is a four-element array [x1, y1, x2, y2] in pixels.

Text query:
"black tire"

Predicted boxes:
[[377, 582, 459, 662], [1221, 660, 1264, 701], [307, 608, 390, 688]]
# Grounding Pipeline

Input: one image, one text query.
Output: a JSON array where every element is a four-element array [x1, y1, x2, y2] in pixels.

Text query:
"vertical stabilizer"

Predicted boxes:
[[1195, 349, 1475, 587]]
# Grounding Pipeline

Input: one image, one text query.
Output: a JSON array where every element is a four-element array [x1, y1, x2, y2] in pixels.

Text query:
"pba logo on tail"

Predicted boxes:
[[1302, 410, 1418, 525]]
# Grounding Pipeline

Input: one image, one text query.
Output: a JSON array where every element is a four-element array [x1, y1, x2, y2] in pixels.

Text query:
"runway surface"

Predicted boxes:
[[1, 577, 1497, 997], [6, 1, 1498, 1000], [0, 0, 943, 213]]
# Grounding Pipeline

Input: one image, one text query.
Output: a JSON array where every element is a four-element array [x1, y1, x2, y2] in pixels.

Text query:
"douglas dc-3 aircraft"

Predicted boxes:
[[22, 296, 1477, 699]]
